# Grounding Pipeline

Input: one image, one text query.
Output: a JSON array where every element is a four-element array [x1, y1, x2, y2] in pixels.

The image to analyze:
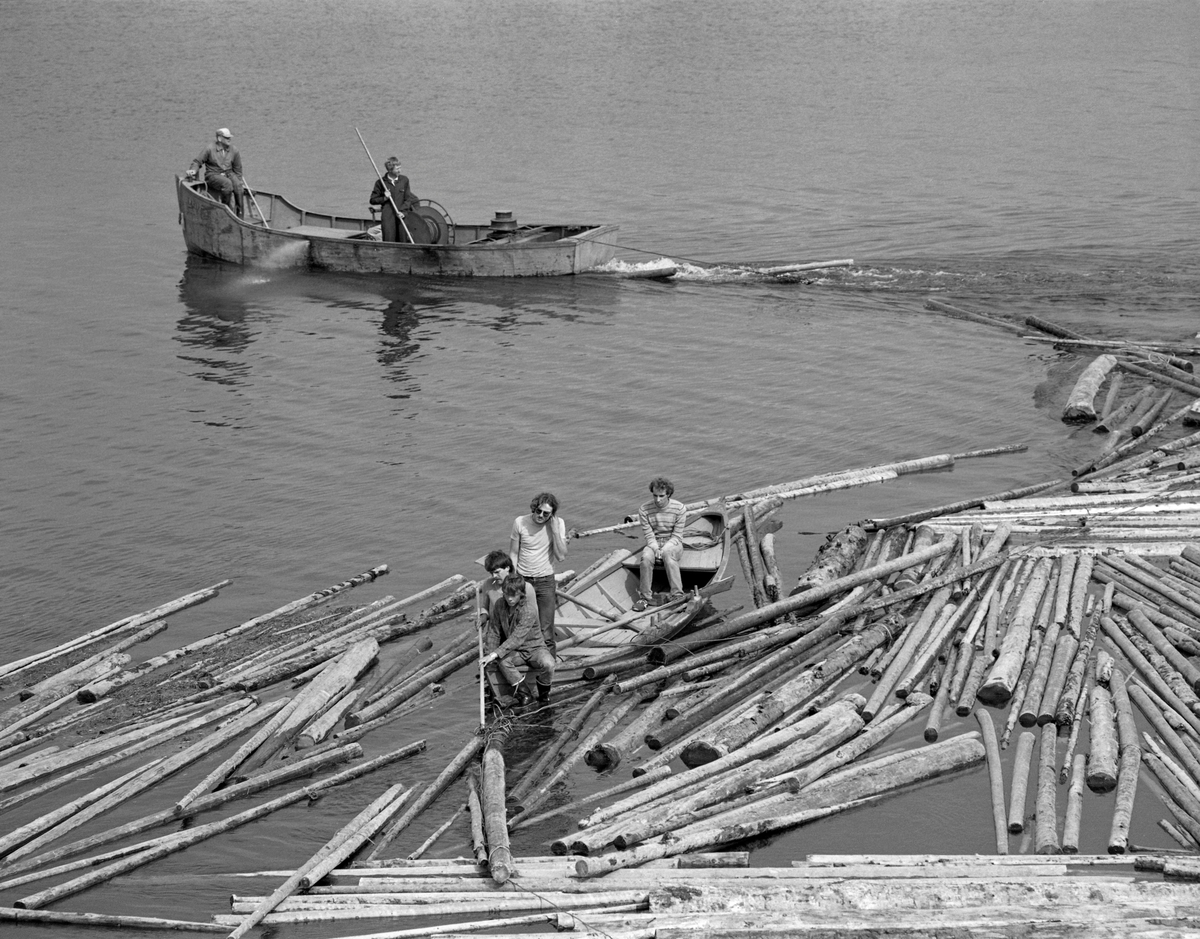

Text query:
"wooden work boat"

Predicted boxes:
[[554, 507, 733, 662], [175, 176, 618, 277]]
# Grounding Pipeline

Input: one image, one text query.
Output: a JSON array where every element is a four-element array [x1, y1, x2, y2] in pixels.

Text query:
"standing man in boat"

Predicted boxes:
[[369, 156, 418, 242], [633, 476, 688, 612], [481, 573, 554, 705], [510, 492, 568, 657], [186, 127, 244, 216]]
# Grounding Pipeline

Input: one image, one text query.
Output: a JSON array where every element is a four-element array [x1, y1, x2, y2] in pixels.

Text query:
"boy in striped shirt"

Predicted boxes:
[[633, 476, 687, 611]]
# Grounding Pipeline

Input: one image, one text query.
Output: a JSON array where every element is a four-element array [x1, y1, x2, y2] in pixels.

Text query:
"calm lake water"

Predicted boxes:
[[2, 0, 1198, 933]]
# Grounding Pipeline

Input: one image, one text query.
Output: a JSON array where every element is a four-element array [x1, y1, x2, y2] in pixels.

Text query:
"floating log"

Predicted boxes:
[[924, 298, 1024, 333], [509, 681, 614, 803], [1026, 315, 1088, 341], [1034, 725, 1060, 854], [923, 644, 957, 742], [1007, 731, 1036, 834], [759, 532, 783, 602], [977, 558, 1054, 706], [481, 737, 512, 884], [0, 907, 226, 932], [1061, 752, 1087, 854], [974, 708, 1008, 854], [1109, 742, 1141, 854], [1062, 354, 1118, 422], [1086, 681, 1119, 793], [791, 524, 870, 595]]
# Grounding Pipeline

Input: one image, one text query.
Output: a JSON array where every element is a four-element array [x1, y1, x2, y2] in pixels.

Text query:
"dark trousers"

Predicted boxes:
[[525, 574, 557, 655], [205, 172, 243, 215]]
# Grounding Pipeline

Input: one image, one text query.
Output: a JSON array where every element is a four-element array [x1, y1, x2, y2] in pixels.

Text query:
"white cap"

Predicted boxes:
[[216, 127, 232, 138]]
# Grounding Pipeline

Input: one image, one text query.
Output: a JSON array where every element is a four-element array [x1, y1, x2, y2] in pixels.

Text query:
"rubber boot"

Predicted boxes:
[[512, 681, 533, 707], [536, 680, 552, 704]]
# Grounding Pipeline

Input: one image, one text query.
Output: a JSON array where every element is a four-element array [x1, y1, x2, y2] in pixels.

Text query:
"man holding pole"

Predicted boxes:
[[369, 156, 418, 242]]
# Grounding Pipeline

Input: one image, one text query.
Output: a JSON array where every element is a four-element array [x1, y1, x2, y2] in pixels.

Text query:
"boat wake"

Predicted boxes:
[[254, 240, 310, 270]]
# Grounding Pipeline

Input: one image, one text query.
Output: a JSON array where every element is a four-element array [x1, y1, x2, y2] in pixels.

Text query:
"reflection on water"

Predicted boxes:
[[379, 296, 421, 398], [175, 257, 263, 386]]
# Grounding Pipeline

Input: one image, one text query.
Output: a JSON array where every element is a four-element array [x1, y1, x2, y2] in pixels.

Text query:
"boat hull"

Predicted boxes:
[[175, 176, 617, 277]]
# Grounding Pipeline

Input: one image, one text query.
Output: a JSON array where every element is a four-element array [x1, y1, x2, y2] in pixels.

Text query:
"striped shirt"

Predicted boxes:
[[639, 497, 687, 550]]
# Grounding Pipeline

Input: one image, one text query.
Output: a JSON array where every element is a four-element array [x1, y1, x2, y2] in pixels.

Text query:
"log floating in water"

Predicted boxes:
[[1062, 354, 1118, 423]]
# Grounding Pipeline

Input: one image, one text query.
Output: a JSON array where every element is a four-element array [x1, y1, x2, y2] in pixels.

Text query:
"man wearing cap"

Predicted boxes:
[[369, 157, 418, 242], [187, 128, 244, 216]]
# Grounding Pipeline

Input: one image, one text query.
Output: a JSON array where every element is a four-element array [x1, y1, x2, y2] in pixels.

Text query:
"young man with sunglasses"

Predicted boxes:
[[480, 572, 554, 705], [509, 491, 568, 656]]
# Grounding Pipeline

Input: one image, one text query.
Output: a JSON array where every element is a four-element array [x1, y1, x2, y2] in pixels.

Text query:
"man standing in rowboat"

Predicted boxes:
[[510, 492, 568, 657], [369, 156, 418, 242], [633, 476, 688, 611], [186, 127, 244, 216]]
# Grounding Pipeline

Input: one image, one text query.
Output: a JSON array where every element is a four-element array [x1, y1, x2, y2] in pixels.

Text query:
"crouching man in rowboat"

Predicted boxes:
[[481, 573, 554, 706], [633, 476, 688, 612], [187, 127, 244, 216]]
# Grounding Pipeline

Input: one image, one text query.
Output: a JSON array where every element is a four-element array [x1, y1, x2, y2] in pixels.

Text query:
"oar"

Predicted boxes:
[[354, 127, 415, 243], [241, 178, 270, 229]]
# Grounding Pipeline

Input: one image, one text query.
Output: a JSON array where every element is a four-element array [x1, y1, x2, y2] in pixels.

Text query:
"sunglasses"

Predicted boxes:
[[533, 507, 553, 518]]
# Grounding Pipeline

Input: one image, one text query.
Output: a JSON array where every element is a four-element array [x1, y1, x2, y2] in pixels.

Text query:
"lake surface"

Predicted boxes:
[[2, 0, 1198, 933]]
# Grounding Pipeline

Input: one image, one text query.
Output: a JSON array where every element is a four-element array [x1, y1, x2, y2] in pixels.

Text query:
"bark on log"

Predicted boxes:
[[975, 708, 1008, 854], [978, 558, 1055, 706], [1034, 725, 1060, 855], [466, 771, 488, 867], [1007, 731, 1036, 834], [1108, 743, 1141, 854], [1062, 752, 1087, 854], [791, 525, 870, 595], [1086, 682, 1119, 793], [481, 740, 512, 884], [759, 532, 783, 603], [1062, 354, 1117, 422]]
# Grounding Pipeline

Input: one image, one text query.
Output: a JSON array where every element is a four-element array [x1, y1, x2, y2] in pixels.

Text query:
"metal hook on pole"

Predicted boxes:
[[355, 127, 415, 243]]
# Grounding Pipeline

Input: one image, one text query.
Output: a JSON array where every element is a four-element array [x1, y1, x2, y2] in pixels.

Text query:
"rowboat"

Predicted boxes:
[[554, 507, 733, 662], [175, 176, 618, 277]]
